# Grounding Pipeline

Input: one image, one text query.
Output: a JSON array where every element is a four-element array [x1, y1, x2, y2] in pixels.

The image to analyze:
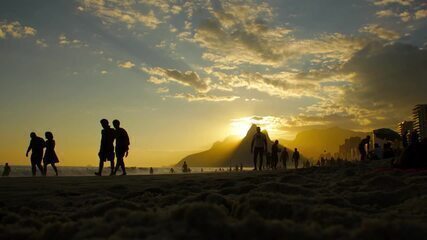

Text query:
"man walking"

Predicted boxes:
[[113, 119, 130, 176], [26, 132, 45, 176], [280, 147, 289, 169], [95, 119, 115, 176], [251, 127, 267, 170], [292, 148, 300, 169], [271, 140, 280, 169]]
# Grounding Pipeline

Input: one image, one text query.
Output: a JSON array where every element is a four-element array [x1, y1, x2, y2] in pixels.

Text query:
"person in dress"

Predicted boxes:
[[43, 131, 59, 176]]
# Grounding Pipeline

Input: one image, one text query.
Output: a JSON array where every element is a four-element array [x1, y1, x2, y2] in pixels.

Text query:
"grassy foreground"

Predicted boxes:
[[0, 160, 427, 240]]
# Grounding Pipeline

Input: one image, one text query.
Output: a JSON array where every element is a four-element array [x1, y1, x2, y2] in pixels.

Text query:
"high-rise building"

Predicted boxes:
[[412, 104, 427, 140], [398, 121, 413, 136]]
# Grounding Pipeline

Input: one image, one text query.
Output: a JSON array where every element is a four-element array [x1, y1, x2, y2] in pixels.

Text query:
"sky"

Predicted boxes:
[[0, 0, 426, 167]]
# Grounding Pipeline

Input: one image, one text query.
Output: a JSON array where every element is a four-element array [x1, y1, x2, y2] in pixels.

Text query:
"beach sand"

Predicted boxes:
[[1, 160, 426, 239]]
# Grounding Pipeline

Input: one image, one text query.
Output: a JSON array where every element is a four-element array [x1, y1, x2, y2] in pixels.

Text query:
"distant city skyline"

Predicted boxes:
[[1, 0, 426, 166]]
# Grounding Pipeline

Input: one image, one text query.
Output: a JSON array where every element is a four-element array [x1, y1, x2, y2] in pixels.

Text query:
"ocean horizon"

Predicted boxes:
[[0, 165, 254, 177]]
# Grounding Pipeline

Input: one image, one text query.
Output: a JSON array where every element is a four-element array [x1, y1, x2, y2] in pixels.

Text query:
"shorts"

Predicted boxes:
[[115, 149, 126, 159], [99, 151, 115, 162], [31, 156, 42, 165]]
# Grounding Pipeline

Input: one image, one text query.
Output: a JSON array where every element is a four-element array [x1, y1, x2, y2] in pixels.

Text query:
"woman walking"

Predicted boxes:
[[43, 131, 59, 176]]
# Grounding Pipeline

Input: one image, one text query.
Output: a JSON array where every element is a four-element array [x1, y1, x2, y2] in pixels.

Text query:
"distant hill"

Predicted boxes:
[[280, 127, 368, 160], [176, 124, 306, 167]]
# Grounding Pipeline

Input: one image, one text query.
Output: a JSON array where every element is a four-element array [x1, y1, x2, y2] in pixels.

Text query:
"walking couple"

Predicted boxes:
[[26, 131, 59, 176], [95, 119, 130, 176]]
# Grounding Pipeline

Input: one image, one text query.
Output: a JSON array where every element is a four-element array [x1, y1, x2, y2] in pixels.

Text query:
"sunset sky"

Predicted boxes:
[[1, 0, 426, 166]]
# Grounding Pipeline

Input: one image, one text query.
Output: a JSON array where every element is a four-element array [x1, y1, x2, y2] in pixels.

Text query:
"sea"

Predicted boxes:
[[0, 165, 249, 177]]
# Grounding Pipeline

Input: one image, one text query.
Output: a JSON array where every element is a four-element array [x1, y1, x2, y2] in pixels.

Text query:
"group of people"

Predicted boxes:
[[24, 119, 130, 177], [95, 119, 130, 176], [251, 127, 300, 170], [26, 132, 60, 176]]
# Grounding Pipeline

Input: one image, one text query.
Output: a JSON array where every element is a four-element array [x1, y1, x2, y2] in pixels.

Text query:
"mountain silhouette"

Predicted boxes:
[[280, 127, 368, 159], [176, 124, 305, 167]]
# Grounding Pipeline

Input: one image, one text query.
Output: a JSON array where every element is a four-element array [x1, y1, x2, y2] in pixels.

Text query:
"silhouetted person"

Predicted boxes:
[[402, 131, 408, 148], [2, 163, 11, 176], [292, 148, 300, 169], [95, 119, 115, 176], [240, 163, 243, 171], [182, 161, 188, 173], [358, 135, 370, 162], [26, 132, 45, 176], [170, 168, 175, 174], [112, 120, 130, 176], [280, 147, 289, 169], [149, 167, 154, 175], [43, 132, 59, 176], [251, 127, 267, 170], [271, 140, 280, 169]]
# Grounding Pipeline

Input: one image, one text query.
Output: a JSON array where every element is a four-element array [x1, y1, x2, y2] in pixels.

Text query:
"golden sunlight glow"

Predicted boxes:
[[230, 121, 252, 138], [229, 116, 287, 139]]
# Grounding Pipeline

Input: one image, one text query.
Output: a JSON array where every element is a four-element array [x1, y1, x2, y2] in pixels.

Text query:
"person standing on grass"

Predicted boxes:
[[95, 119, 116, 176], [112, 119, 130, 176], [26, 132, 45, 176], [292, 148, 300, 169], [43, 131, 59, 176], [251, 127, 268, 171]]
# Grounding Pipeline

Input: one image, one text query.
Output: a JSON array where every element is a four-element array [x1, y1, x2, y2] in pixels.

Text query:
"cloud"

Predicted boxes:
[[0, 21, 36, 39], [186, 1, 368, 68], [156, 87, 169, 93], [415, 9, 427, 19], [172, 93, 239, 102], [374, 0, 413, 6], [341, 42, 427, 111], [140, 0, 182, 15], [142, 67, 211, 92], [399, 11, 411, 22], [359, 24, 400, 41], [58, 34, 87, 47], [118, 61, 135, 69], [213, 70, 352, 99], [225, 43, 427, 132], [188, 1, 296, 67], [376, 10, 396, 17], [79, 0, 161, 29], [36, 39, 48, 48]]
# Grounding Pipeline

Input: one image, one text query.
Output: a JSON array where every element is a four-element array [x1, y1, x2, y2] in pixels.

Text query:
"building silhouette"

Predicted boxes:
[[398, 121, 414, 136], [413, 104, 427, 141], [338, 136, 362, 160]]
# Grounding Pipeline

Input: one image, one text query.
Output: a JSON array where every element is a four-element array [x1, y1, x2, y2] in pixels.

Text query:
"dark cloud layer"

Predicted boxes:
[[343, 42, 427, 110]]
